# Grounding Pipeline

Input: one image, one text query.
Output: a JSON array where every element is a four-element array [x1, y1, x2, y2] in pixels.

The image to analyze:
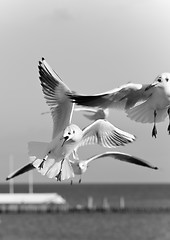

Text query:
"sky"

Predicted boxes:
[[1, 0, 170, 184]]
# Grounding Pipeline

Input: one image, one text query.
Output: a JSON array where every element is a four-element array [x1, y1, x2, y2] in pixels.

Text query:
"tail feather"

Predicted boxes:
[[33, 158, 55, 175], [28, 141, 74, 181], [46, 159, 74, 180], [60, 159, 75, 180], [46, 161, 62, 178], [126, 102, 167, 123]]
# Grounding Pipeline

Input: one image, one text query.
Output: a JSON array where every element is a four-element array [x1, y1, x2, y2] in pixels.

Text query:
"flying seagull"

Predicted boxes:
[[7, 58, 136, 182], [6, 151, 158, 183], [74, 107, 109, 121], [41, 107, 109, 121], [68, 73, 170, 138]]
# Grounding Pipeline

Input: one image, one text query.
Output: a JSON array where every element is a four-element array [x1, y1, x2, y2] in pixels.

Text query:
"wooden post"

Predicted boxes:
[[28, 170, 33, 194], [87, 196, 94, 210], [102, 197, 110, 210], [9, 155, 14, 194], [120, 196, 125, 209]]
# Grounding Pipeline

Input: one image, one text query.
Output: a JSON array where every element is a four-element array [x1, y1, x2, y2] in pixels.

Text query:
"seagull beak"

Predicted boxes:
[[145, 82, 158, 91], [61, 136, 69, 146]]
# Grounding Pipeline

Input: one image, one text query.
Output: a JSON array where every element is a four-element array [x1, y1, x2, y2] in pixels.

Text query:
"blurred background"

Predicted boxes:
[[1, 1, 170, 239], [1, 0, 170, 184]]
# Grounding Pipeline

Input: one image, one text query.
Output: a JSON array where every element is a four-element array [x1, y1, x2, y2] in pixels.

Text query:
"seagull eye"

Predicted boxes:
[[68, 132, 71, 135], [165, 78, 169, 82], [157, 78, 162, 82]]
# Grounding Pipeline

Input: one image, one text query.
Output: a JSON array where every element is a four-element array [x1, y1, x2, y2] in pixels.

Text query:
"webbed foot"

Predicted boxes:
[[167, 124, 170, 134], [38, 159, 45, 170], [152, 125, 157, 138], [55, 171, 62, 181]]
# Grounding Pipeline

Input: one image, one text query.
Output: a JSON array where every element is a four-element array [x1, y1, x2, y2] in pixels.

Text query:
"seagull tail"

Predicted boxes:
[[60, 159, 75, 181], [6, 163, 35, 181], [46, 159, 75, 181], [126, 102, 167, 123], [28, 141, 74, 181]]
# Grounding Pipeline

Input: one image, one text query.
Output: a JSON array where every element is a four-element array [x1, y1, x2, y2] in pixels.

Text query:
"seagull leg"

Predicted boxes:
[[79, 177, 82, 184], [152, 110, 157, 138], [167, 108, 170, 134], [73, 150, 79, 160], [55, 159, 64, 181], [38, 154, 49, 170], [70, 180, 73, 185]]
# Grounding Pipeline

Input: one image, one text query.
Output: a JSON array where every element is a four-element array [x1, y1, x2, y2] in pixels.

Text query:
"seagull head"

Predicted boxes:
[[79, 161, 88, 173], [145, 73, 170, 91], [96, 108, 109, 119], [62, 124, 83, 145]]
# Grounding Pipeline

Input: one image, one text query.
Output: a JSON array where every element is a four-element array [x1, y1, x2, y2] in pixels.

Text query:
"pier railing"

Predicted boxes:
[[0, 196, 170, 213]]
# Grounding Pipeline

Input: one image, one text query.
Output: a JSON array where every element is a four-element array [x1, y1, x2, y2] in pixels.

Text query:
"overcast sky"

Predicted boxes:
[[1, 0, 170, 184]]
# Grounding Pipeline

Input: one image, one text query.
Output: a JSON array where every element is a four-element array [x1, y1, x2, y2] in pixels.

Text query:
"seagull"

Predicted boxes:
[[6, 151, 158, 183], [41, 107, 109, 121], [8, 58, 135, 182], [68, 73, 170, 138], [74, 107, 109, 121], [70, 151, 158, 183]]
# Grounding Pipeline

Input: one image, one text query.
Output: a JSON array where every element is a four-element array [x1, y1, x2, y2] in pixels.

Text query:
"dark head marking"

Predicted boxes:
[[157, 77, 162, 82]]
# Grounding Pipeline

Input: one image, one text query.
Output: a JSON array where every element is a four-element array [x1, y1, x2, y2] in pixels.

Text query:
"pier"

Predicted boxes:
[[0, 195, 169, 214]]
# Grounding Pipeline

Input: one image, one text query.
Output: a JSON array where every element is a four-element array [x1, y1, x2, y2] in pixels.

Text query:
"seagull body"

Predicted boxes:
[[6, 151, 158, 182], [69, 73, 170, 137], [6, 58, 136, 182]]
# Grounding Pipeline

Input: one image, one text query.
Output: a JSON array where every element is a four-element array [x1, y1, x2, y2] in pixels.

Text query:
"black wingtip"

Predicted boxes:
[[42, 57, 45, 61], [154, 166, 159, 170], [6, 177, 10, 181]]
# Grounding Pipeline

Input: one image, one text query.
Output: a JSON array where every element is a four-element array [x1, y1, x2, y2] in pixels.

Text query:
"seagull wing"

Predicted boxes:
[[38, 58, 74, 139], [69, 82, 152, 110], [85, 151, 158, 170], [76, 119, 135, 149], [74, 107, 98, 113], [74, 107, 108, 121], [74, 107, 98, 120], [6, 163, 35, 180]]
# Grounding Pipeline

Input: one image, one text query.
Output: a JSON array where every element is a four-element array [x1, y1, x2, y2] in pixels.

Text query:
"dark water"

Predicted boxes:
[[1, 183, 170, 208], [0, 212, 170, 240], [1, 184, 170, 239]]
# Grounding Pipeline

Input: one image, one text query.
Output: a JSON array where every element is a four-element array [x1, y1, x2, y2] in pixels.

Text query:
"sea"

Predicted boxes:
[[0, 183, 170, 240]]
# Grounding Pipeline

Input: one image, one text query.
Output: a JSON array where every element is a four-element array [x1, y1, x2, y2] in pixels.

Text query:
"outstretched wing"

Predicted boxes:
[[76, 119, 135, 149], [38, 58, 74, 139], [6, 163, 35, 180], [74, 107, 98, 113], [85, 151, 158, 170], [69, 82, 152, 110]]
